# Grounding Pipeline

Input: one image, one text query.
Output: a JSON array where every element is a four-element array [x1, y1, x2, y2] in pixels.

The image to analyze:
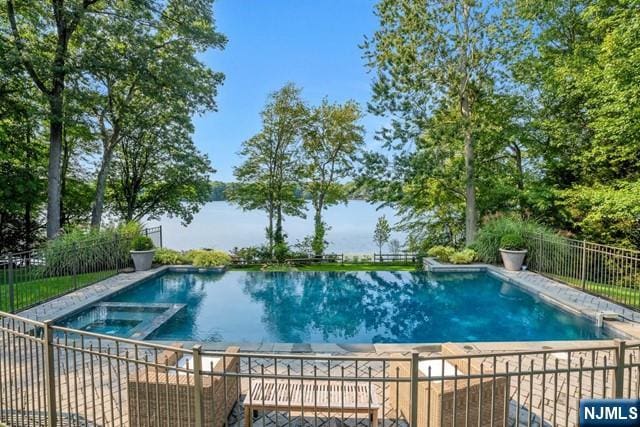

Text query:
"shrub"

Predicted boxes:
[[154, 248, 189, 265], [500, 234, 526, 250], [273, 242, 290, 263], [190, 250, 232, 268], [42, 226, 127, 276], [473, 216, 556, 264], [230, 246, 270, 263], [449, 249, 477, 264], [131, 236, 154, 251], [118, 221, 143, 239], [427, 245, 456, 262]]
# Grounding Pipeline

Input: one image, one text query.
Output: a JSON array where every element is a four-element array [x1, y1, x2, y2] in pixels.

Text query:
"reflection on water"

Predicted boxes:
[[95, 271, 614, 343]]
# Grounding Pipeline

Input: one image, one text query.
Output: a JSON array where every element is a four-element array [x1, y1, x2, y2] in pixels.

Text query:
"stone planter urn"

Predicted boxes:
[[130, 250, 155, 271], [499, 249, 527, 271]]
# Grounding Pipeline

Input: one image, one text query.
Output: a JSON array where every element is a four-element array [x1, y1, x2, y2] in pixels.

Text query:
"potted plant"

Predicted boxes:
[[130, 236, 155, 271], [499, 233, 527, 271]]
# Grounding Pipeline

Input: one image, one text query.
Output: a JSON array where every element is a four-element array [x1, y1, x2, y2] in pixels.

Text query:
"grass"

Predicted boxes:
[[230, 262, 418, 272], [547, 273, 640, 308], [0, 270, 116, 312]]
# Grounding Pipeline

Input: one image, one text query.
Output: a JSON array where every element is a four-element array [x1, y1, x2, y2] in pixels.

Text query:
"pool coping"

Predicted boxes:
[[17, 263, 640, 352]]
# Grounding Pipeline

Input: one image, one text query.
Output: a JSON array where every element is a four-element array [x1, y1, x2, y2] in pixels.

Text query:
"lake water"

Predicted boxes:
[[147, 200, 406, 253]]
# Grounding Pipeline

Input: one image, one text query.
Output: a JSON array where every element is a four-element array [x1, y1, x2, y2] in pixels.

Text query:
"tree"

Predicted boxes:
[[362, 0, 523, 245], [302, 99, 364, 256], [3, 0, 102, 238], [0, 34, 47, 251], [516, 0, 640, 246], [388, 238, 402, 255], [228, 84, 308, 256], [107, 98, 214, 224], [76, 1, 225, 228], [373, 216, 391, 256]]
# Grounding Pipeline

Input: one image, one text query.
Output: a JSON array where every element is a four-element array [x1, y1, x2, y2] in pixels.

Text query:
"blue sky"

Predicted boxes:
[[195, 0, 381, 181]]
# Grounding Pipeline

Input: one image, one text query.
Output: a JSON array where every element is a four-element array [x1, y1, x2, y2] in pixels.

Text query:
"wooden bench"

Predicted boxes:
[[244, 379, 380, 426]]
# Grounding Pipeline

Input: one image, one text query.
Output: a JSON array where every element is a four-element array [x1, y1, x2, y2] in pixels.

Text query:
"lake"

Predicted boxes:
[[147, 200, 406, 253]]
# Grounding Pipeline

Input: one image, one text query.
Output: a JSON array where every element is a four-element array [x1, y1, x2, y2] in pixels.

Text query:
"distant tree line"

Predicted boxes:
[[208, 181, 372, 202]]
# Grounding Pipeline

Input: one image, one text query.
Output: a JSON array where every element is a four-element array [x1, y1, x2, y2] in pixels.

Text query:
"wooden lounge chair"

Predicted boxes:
[[244, 378, 380, 426], [389, 343, 507, 427], [128, 344, 240, 427]]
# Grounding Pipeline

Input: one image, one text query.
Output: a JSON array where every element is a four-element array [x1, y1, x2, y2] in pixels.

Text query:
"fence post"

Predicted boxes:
[[159, 226, 163, 248], [192, 345, 204, 427], [410, 351, 419, 427], [114, 234, 120, 272], [72, 243, 78, 290], [615, 339, 626, 398], [43, 320, 57, 427], [7, 253, 15, 313], [580, 240, 587, 290]]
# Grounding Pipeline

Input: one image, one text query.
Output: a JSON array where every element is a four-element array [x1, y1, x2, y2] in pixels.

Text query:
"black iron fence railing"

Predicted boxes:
[[0, 226, 161, 313], [527, 233, 640, 309]]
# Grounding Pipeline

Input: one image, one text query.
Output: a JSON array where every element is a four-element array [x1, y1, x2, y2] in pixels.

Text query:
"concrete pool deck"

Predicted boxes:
[[17, 263, 640, 352]]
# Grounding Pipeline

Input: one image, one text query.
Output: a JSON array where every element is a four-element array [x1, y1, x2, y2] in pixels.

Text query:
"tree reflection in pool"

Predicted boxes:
[[78, 271, 612, 343]]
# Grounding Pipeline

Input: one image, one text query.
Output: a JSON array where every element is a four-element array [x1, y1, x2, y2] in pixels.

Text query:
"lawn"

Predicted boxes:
[[230, 262, 418, 272], [0, 270, 116, 312], [546, 273, 640, 308]]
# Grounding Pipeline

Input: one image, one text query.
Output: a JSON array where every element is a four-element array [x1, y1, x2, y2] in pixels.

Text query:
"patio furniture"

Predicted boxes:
[[128, 344, 240, 427], [244, 379, 380, 427], [389, 343, 507, 427]]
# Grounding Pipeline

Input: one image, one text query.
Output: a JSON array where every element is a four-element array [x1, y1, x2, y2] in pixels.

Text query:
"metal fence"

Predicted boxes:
[[527, 233, 640, 309], [142, 227, 163, 249], [373, 253, 421, 264], [2, 309, 639, 427], [0, 227, 161, 314]]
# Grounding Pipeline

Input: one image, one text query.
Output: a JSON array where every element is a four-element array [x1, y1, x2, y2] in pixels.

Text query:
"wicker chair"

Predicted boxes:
[[128, 344, 240, 427], [389, 343, 507, 427]]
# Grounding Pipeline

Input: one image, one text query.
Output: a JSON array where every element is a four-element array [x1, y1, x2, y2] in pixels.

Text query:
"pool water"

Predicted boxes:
[[59, 271, 613, 343]]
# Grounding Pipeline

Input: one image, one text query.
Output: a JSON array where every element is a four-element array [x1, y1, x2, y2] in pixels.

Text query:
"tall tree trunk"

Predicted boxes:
[[312, 195, 325, 257], [313, 209, 323, 257], [460, 1, 476, 246], [267, 208, 274, 255], [47, 94, 63, 238], [511, 143, 526, 218], [462, 95, 476, 245], [59, 129, 71, 228], [91, 146, 115, 228], [275, 205, 284, 245]]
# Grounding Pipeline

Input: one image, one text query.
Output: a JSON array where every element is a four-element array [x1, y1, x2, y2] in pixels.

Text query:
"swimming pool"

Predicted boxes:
[[56, 271, 614, 343]]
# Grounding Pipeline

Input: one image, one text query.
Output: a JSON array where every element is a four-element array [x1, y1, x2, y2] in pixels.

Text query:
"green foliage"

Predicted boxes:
[[118, 221, 143, 239], [230, 246, 271, 264], [426, 246, 456, 263], [360, 0, 527, 245], [303, 99, 364, 256], [449, 249, 477, 265], [190, 250, 232, 268], [473, 216, 554, 264], [41, 227, 129, 277], [131, 236, 154, 251], [153, 248, 190, 265], [558, 182, 640, 248], [499, 234, 526, 251], [273, 242, 290, 263], [228, 84, 308, 255]]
